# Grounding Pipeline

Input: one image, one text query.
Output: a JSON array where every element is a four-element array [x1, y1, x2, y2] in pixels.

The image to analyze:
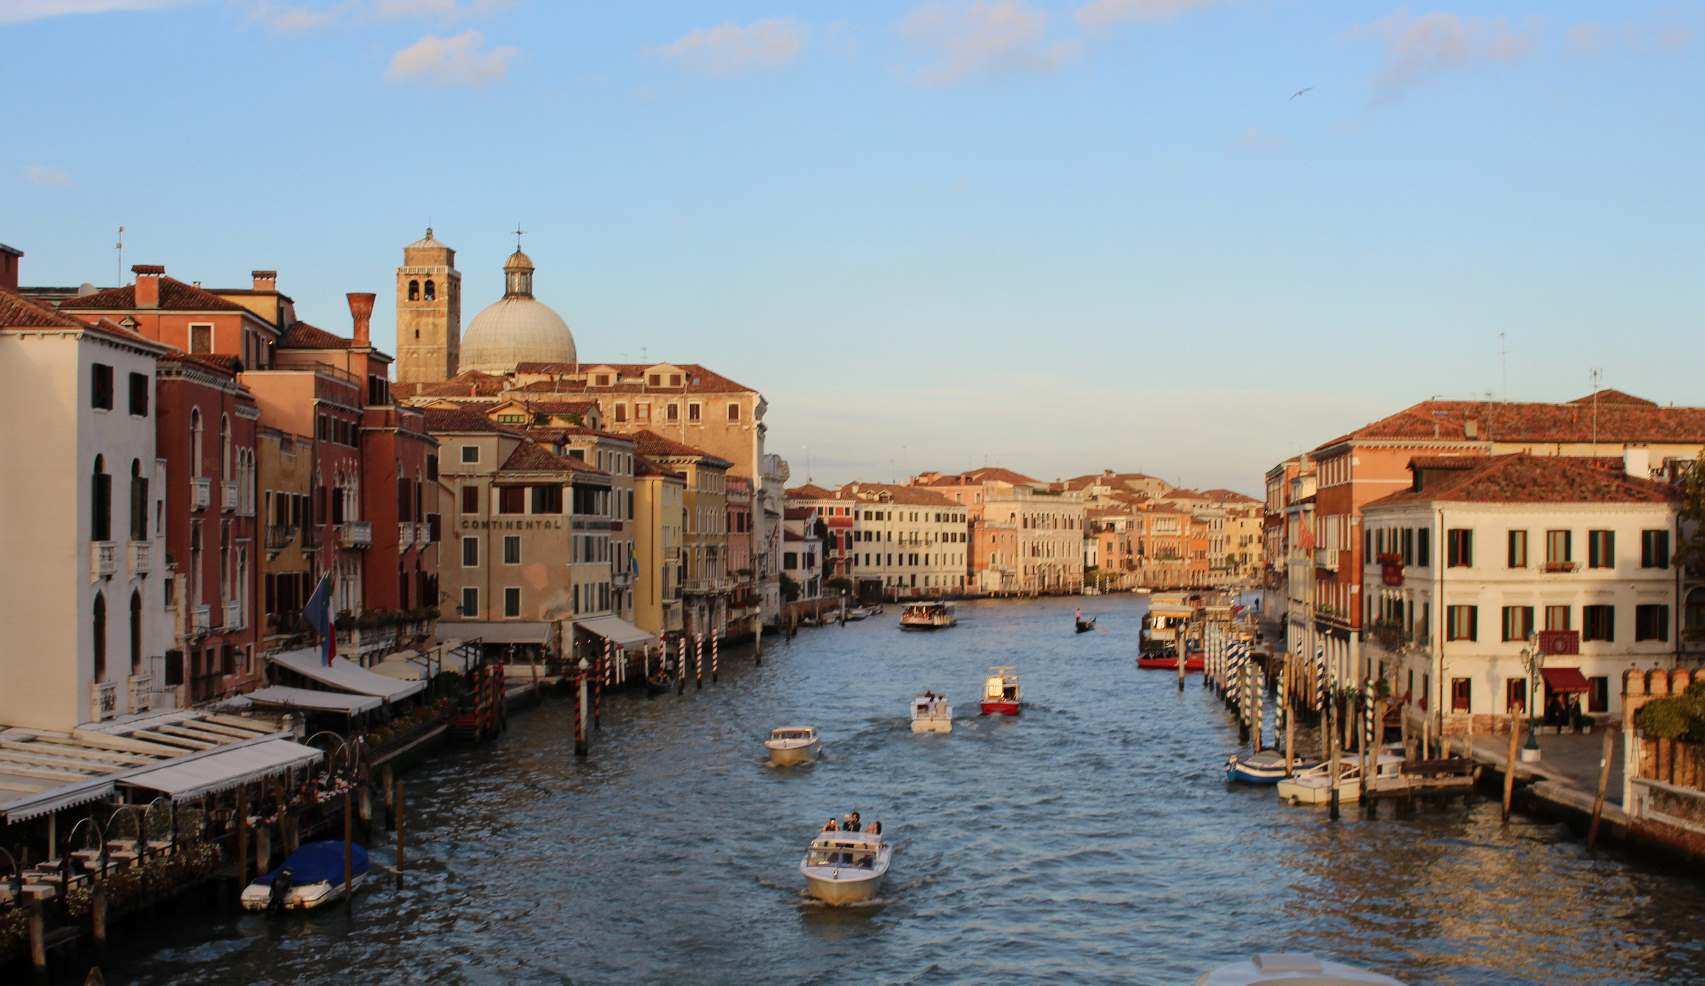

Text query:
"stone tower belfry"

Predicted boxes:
[[396, 227, 461, 385]]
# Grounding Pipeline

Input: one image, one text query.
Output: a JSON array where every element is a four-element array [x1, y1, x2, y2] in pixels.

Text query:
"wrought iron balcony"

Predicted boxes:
[[190, 477, 211, 511], [92, 541, 117, 581], [339, 521, 372, 549]]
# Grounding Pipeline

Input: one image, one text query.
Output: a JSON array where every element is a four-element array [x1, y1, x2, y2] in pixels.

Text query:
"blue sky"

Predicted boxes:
[[4, 1, 1701, 493]]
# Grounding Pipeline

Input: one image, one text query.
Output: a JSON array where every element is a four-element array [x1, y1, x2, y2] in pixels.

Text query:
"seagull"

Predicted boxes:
[[1289, 86, 1315, 101]]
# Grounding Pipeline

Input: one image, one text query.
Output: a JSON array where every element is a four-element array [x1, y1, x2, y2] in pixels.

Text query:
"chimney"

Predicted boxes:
[[0, 243, 21, 292], [252, 269, 277, 292], [1464, 416, 1479, 440], [1624, 445, 1650, 480], [132, 264, 163, 309], [346, 292, 375, 346]]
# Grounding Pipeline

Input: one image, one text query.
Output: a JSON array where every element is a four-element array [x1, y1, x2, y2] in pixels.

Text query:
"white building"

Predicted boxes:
[[0, 289, 173, 730], [758, 453, 789, 625], [982, 487, 1087, 594], [1361, 452, 1680, 732], [841, 482, 969, 598], [781, 504, 822, 602]]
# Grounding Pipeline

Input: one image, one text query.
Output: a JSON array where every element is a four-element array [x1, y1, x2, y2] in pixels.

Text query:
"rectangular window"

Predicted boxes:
[[666, 403, 679, 422], [504, 587, 521, 618], [1587, 530, 1614, 569], [460, 587, 478, 616], [1582, 604, 1615, 642], [1545, 605, 1571, 631], [1635, 604, 1669, 642], [1417, 533, 1430, 567], [615, 403, 627, 423], [1588, 676, 1609, 714], [1641, 529, 1670, 569], [1402, 528, 1414, 565], [1546, 529, 1572, 567], [1446, 605, 1477, 641], [461, 485, 479, 514], [128, 372, 149, 416], [636, 402, 650, 421], [1506, 678, 1527, 716], [189, 324, 212, 353], [503, 535, 521, 565], [1447, 528, 1472, 567], [91, 363, 114, 410], [1451, 677, 1471, 713], [530, 484, 562, 514], [1507, 529, 1527, 568], [461, 536, 479, 567], [427, 513, 441, 542], [498, 486, 525, 514], [727, 403, 740, 422], [688, 402, 701, 422], [1501, 605, 1534, 642], [461, 444, 479, 464]]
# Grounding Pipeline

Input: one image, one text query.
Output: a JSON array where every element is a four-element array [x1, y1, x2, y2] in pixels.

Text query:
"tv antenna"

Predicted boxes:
[[115, 225, 124, 284], [1589, 368, 1602, 445], [1498, 330, 1509, 402]]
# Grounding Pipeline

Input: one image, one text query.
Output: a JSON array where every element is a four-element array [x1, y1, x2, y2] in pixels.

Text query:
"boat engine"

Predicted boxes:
[[268, 867, 295, 914]]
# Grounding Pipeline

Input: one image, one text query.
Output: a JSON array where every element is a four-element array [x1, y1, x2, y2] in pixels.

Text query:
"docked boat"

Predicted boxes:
[[910, 692, 953, 733], [1225, 749, 1320, 784], [1277, 758, 1377, 806], [800, 827, 892, 905], [1139, 594, 1196, 660], [844, 606, 871, 622], [764, 726, 821, 766], [1135, 654, 1205, 672], [899, 601, 957, 630], [1194, 952, 1404, 985], [241, 841, 370, 913], [980, 666, 1022, 716]]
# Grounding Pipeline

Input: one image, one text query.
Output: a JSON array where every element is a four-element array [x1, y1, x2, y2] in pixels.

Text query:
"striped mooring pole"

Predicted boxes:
[[712, 629, 720, 684], [694, 633, 704, 690]]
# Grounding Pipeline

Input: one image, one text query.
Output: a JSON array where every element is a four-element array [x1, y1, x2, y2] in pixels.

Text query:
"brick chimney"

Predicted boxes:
[[252, 269, 277, 292], [346, 291, 375, 345], [132, 264, 164, 309]]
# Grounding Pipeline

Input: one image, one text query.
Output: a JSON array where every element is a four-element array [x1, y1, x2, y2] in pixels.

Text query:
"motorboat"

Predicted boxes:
[[1277, 759, 1364, 806], [844, 607, 871, 622], [1194, 952, 1404, 985], [764, 726, 821, 766], [1136, 654, 1205, 672], [1225, 749, 1320, 784], [980, 666, 1022, 716], [910, 692, 952, 733], [800, 827, 892, 905], [899, 601, 957, 630], [241, 841, 370, 913], [1140, 595, 1196, 658]]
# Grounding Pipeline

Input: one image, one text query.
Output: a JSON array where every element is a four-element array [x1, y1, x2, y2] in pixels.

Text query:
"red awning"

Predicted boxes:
[[1540, 667, 1590, 694]]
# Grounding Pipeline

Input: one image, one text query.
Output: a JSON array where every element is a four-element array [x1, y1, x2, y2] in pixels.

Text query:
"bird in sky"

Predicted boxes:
[[1289, 86, 1315, 101]]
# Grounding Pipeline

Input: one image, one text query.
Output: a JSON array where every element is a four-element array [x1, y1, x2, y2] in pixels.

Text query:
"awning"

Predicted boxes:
[[268, 647, 426, 702], [244, 686, 383, 716], [121, 739, 322, 799], [0, 778, 115, 825], [576, 615, 653, 648], [443, 620, 554, 645], [1541, 667, 1591, 694]]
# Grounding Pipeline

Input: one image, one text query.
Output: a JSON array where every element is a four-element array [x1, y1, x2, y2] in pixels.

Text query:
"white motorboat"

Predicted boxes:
[[910, 692, 952, 733], [899, 601, 957, 630], [1194, 952, 1404, 985], [1277, 759, 1364, 806], [800, 828, 892, 905], [240, 841, 369, 913], [764, 726, 820, 766]]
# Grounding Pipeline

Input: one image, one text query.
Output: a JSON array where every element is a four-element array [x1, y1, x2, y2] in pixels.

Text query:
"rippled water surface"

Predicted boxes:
[[113, 597, 1705, 985]]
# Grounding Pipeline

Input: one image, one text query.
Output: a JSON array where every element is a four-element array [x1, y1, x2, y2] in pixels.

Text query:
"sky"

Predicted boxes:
[[3, 1, 1702, 494]]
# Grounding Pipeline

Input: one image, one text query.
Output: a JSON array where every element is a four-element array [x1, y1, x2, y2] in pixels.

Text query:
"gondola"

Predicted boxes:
[[1075, 617, 1097, 634], [645, 671, 672, 696]]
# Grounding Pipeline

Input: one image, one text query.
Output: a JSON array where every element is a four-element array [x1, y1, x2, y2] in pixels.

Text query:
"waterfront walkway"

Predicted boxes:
[[1467, 729, 1630, 837]]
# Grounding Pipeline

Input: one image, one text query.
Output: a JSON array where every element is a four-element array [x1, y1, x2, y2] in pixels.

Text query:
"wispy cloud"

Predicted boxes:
[[242, 1, 352, 32], [373, 0, 511, 20], [1567, 17, 1694, 56], [656, 18, 808, 78], [0, 0, 185, 24], [1350, 9, 1538, 104], [22, 165, 73, 187], [1075, 0, 1215, 30], [386, 29, 516, 86], [899, 0, 1079, 86]]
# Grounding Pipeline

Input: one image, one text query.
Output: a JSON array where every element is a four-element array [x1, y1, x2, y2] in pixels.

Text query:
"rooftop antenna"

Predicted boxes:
[[1498, 331, 1509, 402], [1589, 368, 1602, 446], [115, 225, 124, 284]]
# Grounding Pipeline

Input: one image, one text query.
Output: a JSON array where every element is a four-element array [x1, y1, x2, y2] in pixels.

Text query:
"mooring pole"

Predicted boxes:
[[1588, 727, 1615, 849], [395, 778, 406, 879], [1503, 710, 1522, 822], [576, 658, 591, 757]]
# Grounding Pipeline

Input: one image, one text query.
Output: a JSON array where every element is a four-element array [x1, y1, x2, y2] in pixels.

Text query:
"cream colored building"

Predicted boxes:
[[633, 454, 686, 636], [981, 487, 1087, 594], [0, 292, 173, 730], [635, 430, 729, 638], [840, 482, 969, 598]]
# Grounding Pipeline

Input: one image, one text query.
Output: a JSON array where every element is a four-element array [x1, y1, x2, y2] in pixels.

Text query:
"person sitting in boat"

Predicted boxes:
[[822, 818, 838, 832], [843, 811, 861, 832], [868, 820, 882, 838]]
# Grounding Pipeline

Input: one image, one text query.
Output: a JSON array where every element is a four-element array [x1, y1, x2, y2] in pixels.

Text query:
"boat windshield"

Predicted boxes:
[[806, 847, 878, 868], [771, 729, 814, 741]]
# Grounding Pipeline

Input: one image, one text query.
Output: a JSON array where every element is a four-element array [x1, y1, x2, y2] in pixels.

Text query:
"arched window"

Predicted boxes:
[[424, 279, 436, 301], [220, 415, 231, 480], [129, 589, 142, 673], [130, 459, 148, 540], [92, 592, 107, 681], [408, 279, 420, 301], [91, 455, 111, 542], [190, 408, 204, 478]]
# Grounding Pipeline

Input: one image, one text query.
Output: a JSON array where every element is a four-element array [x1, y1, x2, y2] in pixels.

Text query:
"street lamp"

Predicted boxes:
[[1521, 643, 1543, 759]]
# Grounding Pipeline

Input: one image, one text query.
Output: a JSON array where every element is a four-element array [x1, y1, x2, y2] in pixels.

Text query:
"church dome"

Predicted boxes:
[[459, 247, 576, 374]]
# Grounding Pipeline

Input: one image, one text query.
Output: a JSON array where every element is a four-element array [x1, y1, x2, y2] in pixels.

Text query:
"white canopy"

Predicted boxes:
[[576, 615, 653, 648], [268, 647, 426, 702], [121, 739, 322, 799], [244, 686, 383, 716]]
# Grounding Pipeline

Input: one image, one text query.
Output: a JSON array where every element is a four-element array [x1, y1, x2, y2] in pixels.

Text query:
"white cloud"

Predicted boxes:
[[242, 1, 352, 32], [1351, 10, 1538, 103], [1075, 0, 1215, 30], [0, 0, 185, 24], [373, 0, 511, 20], [656, 18, 808, 78], [386, 29, 516, 86], [22, 165, 73, 187], [899, 0, 1079, 86]]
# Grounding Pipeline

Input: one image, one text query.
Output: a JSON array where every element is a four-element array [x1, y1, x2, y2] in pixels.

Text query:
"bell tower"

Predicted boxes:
[[396, 228, 461, 385]]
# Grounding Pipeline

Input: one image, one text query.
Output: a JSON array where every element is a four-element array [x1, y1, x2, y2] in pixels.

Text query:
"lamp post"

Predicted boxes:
[[1521, 643, 1543, 761]]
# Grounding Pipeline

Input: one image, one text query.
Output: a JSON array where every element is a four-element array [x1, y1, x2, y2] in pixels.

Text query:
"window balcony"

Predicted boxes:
[[190, 477, 211, 511], [1314, 548, 1338, 572], [339, 521, 372, 549], [265, 525, 295, 553], [128, 674, 153, 713], [1543, 560, 1578, 573], [90, 681, 118, 722], [223, 600, 241, 629], [221, 480, 238, 512], [92, 541, 117, 581], [191, 604, 211, 632], [129, 540, 151, 575], [398, 522, 415, 549], [416, 522, 431, 545]]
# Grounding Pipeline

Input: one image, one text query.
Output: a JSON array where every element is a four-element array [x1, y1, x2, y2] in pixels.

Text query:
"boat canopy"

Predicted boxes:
[[253, 840, 370, 886]]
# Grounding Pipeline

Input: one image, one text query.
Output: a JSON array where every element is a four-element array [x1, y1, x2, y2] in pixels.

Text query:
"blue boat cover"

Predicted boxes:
[[254, 840, 370, 885]]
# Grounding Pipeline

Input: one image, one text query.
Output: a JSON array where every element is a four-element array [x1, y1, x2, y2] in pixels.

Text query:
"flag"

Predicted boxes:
[[303, 573, 336, 666]]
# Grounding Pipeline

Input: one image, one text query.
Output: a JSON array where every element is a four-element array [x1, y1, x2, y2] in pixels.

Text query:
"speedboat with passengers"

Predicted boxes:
[[800, 827, 893, 905], [911, 692, 953, 733], [980, 666, 1022, 716], [764, 726, 820, 766]]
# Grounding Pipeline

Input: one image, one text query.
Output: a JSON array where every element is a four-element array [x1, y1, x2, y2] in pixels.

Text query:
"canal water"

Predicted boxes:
[[111, 596, 1705, 985]]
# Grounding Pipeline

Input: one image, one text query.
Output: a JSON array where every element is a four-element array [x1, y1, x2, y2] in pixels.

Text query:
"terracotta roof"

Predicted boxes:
[[634, 454, 683, 480], [521, 399, 598, 417], [58, 276, 250, 314], [1199, 489, 1259, 504], [513, 361, 758, 395], [279, 321, 352, 349], [916, 466, 1040, 488], [837, 481, 957, 507], [398, 372, 509, 398], [1366, 454, 1679, 509], [630, 430, 731, 467], [1316, 395, 1705, 450], [1568, 389, 1656, 407], [785, 483, 838, 500], [783, 506, 816, 521], [422, 407, 520, 435], [500, 440, 605, 475], [0, 288, 87, 329], [159, 351, 243, 377]]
